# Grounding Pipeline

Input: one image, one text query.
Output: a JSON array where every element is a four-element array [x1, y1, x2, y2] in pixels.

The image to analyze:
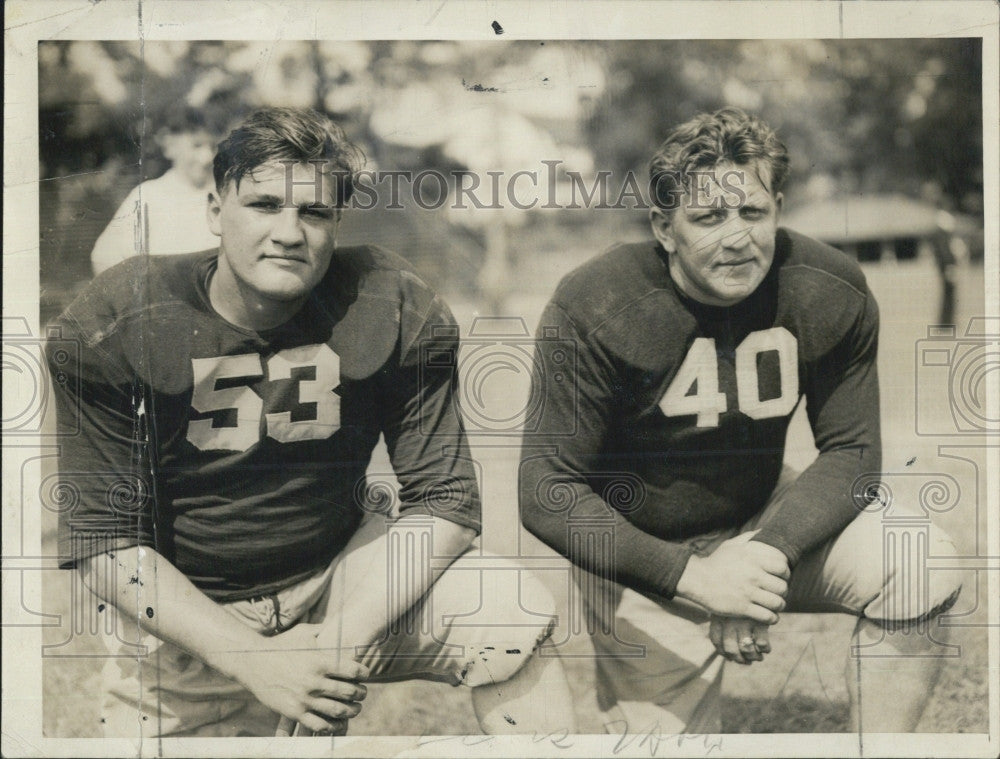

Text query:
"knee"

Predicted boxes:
[[862, 522, 963, 627], [457, 572, 557, 687], [458, 629, 553, 687]]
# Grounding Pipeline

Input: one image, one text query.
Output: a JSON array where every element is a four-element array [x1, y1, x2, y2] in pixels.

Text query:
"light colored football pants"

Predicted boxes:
[[582, 467, 963, 734], [98, 515, 557, 738]]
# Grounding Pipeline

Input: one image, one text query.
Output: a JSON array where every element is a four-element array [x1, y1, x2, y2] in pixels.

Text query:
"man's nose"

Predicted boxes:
[[271, 208, 305, 246], [721, 219, 753, 249]]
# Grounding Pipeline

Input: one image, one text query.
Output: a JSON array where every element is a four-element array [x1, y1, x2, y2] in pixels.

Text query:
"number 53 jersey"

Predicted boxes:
[[520, 228, 881, 599], [48, 247, 480, 602]]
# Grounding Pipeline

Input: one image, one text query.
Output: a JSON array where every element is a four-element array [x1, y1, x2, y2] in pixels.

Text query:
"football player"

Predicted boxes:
[[49, 106, 575, 738], [520, 107, 962, 734]]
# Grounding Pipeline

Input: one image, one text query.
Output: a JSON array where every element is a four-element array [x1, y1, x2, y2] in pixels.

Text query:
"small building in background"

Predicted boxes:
[[781, 193, 981, 264], [782, 194, 983, 325]]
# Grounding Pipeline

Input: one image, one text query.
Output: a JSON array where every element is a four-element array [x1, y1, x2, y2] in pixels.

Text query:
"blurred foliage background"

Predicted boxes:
[[39, 39, 983, 322], [587, 40, 983, 209]]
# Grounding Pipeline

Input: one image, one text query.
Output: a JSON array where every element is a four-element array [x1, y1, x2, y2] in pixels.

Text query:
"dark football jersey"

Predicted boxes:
[[520, 228, 881, 599], [48, 247, 480, 602]]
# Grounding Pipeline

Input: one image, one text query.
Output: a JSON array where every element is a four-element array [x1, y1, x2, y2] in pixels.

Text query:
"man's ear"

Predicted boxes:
[[207, 189, 223, 236], [649, 206, 676, 253], [773, 191, 784, 221]]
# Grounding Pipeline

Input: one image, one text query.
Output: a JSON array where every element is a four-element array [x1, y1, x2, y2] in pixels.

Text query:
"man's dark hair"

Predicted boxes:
[[648, 107, 790, 213], [213, 106, 366, 207]]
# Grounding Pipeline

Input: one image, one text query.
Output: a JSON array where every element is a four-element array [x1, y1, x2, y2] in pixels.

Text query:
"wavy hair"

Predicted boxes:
[[648, 107, 789, 213], [213, 106, 365, 207]]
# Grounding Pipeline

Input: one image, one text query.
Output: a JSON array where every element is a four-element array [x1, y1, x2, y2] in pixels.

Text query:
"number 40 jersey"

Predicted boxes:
[[520, 228, 881, 600], [48, 247, 480, 602]]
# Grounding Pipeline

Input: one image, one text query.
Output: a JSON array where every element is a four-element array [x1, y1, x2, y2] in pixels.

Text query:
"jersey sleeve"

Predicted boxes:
[[90, 187, 141, 276], [47, 312, 156, 569], [519, 301, 695, 599], [379, 280, 482, 533], [753, 289, 882, 564]]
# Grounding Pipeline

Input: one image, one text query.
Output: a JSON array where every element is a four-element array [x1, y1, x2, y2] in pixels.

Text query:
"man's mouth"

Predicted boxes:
[[716, 257, 754, 268], [262, 253, 307, 264]]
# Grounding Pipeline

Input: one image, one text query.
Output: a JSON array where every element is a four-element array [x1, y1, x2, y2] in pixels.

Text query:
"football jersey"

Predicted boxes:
[[520, 228, 881, 599], [49, 247, 480, 602]]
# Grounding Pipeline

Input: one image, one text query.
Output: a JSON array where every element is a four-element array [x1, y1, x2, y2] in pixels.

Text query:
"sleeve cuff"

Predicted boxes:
[[750, 530, 802, 567], [395, 505, 482, 536], [654, 543, 695, 600], [57, 535, 156, 570]]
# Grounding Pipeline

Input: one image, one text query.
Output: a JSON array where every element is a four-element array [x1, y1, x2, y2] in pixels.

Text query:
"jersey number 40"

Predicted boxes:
[[659, 327, 798, 427], [187, 344, 341, 451]]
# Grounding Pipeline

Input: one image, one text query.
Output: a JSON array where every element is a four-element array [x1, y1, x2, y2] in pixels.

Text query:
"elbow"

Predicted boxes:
[[518, 473, 541, 534], [77, 554, 118, 606], [443, 523, 477, 561], [518, 479, 562, 549], [77, 546, 150, 605], [455, 524, 478, 550], [817, 441, 881, 471], [420, 518, 477, 557], [520, 510, 568, 562], [519, 497, 545, 540], [518, 457, 563, 525]]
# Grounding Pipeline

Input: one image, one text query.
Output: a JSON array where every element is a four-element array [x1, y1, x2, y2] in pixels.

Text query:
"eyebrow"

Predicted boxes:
[[240, 191, 284, 203], [683, 192, 773, 214], [686, 205, 726, 216], [240, 191, 334, 209]]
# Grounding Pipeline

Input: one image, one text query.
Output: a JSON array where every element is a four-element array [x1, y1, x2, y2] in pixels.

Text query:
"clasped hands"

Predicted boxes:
[[217, 622, 368, 735], [675, 530, 791, 666]]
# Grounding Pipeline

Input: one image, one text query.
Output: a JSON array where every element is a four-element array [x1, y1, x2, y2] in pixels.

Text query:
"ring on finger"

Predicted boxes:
[[738, 636, 756, 650]]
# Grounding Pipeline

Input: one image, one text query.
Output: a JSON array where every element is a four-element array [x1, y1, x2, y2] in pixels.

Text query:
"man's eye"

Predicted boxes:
[[250, 201, 280, 212], [302, 206, 334, 219], [694, 212, 724, 224], [741, 207, 767, 220]]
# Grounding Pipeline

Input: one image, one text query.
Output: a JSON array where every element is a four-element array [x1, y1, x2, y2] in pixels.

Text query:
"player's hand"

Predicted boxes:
[[218, 622, 369, 734], [675, 531, 790, 622], [709, 616, 772, 665]]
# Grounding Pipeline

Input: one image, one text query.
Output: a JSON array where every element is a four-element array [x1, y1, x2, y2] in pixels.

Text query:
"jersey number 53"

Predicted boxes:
[[659, 327, 798, 427], [186, 344, 341, 451]]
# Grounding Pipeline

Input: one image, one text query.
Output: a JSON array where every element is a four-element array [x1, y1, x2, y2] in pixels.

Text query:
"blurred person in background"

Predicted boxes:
[[90, 105, 220, 275], [51, 106, 574, 738], [920, 180, 967, 326], [521, 107, 962, 735]]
